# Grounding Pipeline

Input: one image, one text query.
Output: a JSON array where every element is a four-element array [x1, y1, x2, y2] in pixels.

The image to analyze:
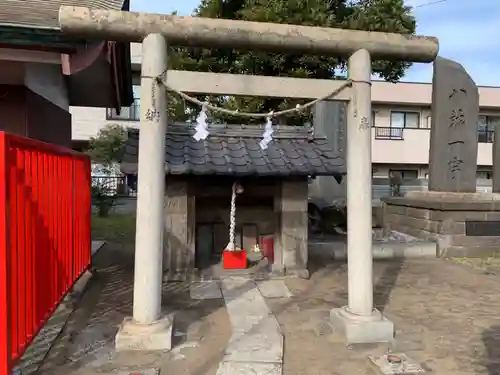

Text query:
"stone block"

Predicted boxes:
[[115, 315, 173, 352], [405, 207, 431, 220], [330, 307, 394, 344], [486, 211, 500, 220], [386, 205, 406, 215], [440, 219, 465, 235]]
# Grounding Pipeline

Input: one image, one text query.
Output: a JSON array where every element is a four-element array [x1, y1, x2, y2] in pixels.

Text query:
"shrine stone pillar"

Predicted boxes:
[[277, 179, 309, 278], [115, 33, 173, 352], [330, 49, 394, 344]]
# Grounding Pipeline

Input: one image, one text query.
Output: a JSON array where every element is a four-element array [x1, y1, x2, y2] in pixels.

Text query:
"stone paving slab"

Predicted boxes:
[[216, 361, 282, 375], [257, 280, 293, 299], [189, 281, 222, 300], [13, 304, 73, 375], [228, 314, 282, 334], [219, 278, 284, 372], [116, 369, 159, 375], [223, 331, 283, 363]]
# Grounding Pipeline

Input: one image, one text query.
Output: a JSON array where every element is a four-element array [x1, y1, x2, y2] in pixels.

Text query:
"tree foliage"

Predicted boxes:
[[87, 124, 128, 168], [168, 0, 416, 124]]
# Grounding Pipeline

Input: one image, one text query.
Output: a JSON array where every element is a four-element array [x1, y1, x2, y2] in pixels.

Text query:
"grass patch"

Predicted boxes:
[[451, 256, 500, 274], [91, 213, 136, 243]]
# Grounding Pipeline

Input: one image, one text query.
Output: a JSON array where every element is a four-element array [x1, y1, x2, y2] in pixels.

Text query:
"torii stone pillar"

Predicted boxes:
[[115, 33, 173, 351], [330, 49, 394, 344]]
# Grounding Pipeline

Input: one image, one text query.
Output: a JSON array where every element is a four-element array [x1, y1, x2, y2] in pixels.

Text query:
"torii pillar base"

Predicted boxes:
[[330, 307, 394, 345], [115, 315, 173, 352]]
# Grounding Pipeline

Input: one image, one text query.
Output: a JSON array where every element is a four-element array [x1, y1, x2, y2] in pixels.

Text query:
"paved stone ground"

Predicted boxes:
[[28, 242, 500, 375], [13, 241, 105, 375]]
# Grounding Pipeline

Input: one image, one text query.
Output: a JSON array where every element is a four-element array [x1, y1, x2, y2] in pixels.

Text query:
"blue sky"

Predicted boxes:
[[131, 0, 500, 86]]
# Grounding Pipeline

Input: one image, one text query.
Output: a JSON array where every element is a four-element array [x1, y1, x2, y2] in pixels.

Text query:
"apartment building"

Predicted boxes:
[[71, 43, 500, 179]]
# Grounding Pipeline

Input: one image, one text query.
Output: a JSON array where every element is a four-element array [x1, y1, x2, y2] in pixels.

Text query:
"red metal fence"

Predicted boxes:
[[0, 132, 91, 374]]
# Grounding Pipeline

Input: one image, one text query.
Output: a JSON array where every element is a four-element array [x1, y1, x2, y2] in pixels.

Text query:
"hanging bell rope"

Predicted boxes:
[[225, 181, 243, 252]]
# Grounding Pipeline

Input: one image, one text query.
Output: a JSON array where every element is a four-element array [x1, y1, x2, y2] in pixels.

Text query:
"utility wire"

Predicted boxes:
[[414, 0, 449, 8]]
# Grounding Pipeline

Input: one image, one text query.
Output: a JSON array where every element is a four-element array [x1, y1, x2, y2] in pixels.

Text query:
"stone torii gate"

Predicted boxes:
[[58, 6, 439, 349]]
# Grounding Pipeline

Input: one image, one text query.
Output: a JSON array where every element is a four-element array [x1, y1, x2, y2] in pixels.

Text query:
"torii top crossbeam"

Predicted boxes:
[[58, 6, 439, 63]]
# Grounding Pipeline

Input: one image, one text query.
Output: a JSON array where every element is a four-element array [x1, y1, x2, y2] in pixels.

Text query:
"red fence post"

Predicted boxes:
[[0, 132, 11, 375]]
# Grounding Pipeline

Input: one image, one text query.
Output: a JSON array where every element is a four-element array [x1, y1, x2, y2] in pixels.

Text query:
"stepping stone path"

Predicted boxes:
[[190, 281, 223, 300], [189, 278, 292, 375]]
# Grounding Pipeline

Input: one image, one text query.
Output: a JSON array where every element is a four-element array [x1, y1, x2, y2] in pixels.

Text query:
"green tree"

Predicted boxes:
[[87, 124, 128, 170], [87, 124, 128, 217], [170, 0, 416, 124]]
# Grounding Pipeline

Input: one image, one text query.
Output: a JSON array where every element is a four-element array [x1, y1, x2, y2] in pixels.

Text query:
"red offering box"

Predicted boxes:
[[223, 250, 247, 269]]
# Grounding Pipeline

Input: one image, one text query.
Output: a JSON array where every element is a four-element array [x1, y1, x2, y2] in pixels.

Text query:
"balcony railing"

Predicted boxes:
[[106, 98, 140, 121], [478, 130, 494, 143], [0, 132, 91, 375], [91, 175, 137, 197], [374, 127, 404, 140]]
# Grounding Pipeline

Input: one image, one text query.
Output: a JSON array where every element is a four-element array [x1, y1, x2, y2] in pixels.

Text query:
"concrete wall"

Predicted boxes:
[[70, 106, 141, 140]]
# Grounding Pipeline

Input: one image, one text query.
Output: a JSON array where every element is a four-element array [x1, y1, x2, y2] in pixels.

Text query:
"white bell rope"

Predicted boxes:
[[259, 113, 274, 150], [193, 105, 209, 141], [225, 182, 238, 251]]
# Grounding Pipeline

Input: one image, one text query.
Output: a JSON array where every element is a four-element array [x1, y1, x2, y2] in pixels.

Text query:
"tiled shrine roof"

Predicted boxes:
[[121, 124, 346, 178]]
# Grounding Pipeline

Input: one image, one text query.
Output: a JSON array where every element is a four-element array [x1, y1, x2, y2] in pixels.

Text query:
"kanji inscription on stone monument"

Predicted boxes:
[[428, 57, 479, 193]]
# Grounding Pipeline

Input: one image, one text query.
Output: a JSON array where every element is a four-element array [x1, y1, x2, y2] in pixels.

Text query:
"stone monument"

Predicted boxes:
[[313, 100, 347, 158], [309, 101, 347, 207], [382, 57, 500, 258], [428, 57, 479, 193]]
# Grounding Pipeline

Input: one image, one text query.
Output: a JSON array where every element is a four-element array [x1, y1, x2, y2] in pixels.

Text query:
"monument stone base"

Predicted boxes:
[[330, 307, 394, 344], [115, 314, 173, 352], [382, 191, 500, 257]]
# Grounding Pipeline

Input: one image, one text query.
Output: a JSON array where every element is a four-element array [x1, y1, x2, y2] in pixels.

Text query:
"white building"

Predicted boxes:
[[71, 43, 500, 180]]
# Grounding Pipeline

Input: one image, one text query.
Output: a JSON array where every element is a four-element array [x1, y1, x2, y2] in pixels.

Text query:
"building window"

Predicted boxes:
[[478, 115, 498, 143], [106, 85, 140, 121], [371, 110, 376, 127], [477, 170, 492, 180], [389, 169, 418, 179], [390, 111, 420, 129]]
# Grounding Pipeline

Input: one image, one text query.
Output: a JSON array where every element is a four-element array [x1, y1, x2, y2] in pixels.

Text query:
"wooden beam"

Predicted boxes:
[[166, 70, 351, 100], [59, 6, 439, 63]]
